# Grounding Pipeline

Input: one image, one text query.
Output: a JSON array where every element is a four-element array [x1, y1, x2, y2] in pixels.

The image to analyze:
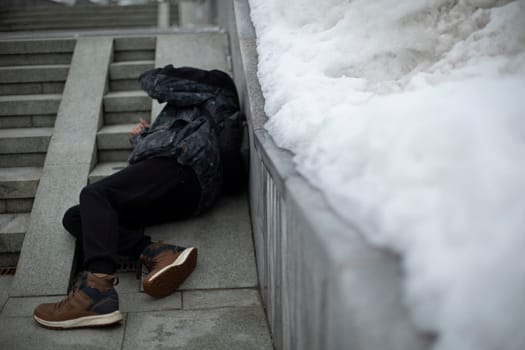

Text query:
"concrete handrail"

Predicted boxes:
[[220, 1, 433, 349]]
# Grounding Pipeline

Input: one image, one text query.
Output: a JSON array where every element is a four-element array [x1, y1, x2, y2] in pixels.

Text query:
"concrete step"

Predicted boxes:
[[0, 127, 53, 155], [114, 37, 156, 51], [103, 91, 150, 112], [1, 5, 158, 17], [0, 112, 56, 129], [0, 154, 46, 169], [97, 124, 135, 162], [0, 39, 74, 66], [113, 37, 155, 63], [0, 21, 158, 32], [0, 64, 69, 84], [109, 60, 153, 92], [0, 253, 18, 267], [104, 111, 150, 126], [88, 161, 128, 184], [0, 64, 68, 96], [1, 16, 157, 26], [0, 94, 61, 116], [0, 39, 75, 55], [0, 213, 28, 253], [109, 80, 141, 92], [109, 60, 154, 81], [0, 9, 157, 23], [0, 53, 73, 67], [114, 50, 155, 63], [0, 198, 34, 214], [96, 124, 134, 151], [0, 167, 41, 200], [98, 150, 131, 163], [0, 82, 64, 96]]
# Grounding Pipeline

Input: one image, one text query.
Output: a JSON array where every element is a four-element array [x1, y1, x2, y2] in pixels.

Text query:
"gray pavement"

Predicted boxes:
[[0, 193, 272, 349]]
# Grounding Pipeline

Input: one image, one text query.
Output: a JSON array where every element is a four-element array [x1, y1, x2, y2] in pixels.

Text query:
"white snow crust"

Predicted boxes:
[[248, 0, 525, 349]]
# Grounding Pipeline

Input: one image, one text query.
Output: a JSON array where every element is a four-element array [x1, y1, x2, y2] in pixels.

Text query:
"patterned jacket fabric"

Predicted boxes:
[[129, 65, 241, 213]]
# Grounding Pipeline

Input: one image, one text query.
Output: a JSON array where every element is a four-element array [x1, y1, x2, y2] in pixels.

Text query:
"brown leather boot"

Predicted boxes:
[[33, 272, 122, 329], [139, 242, 197, 298]]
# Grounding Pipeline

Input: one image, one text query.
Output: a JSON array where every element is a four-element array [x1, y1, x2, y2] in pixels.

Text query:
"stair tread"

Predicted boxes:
[[0, 166, 42, 182], [103, 91, 151, 112], [0, 38, 75, 54], [89, 161, 128, 179], [110, 60, 154, 67], [0, 64, 69, 71], [96, 125, 133, 151], [0, 93, 61, 102], [109, 60, 154, 80], [0, 65, 69, 84], [0, 127, 53, 139], [0, 213, 29, 235], [97, 124, 134, 135], [104, 91, 148, 98]]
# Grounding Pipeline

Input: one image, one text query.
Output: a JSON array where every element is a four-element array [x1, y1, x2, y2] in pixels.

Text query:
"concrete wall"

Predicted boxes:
[[220, 1, 434, 349]]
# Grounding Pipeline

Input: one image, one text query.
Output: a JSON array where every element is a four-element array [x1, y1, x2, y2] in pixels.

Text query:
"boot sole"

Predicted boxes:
[[143, 247, 197, 299], [33, 311, 123, 329]]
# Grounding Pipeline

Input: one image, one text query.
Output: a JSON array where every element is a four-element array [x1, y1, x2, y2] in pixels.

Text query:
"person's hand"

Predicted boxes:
[[130, 118, 149, 136]]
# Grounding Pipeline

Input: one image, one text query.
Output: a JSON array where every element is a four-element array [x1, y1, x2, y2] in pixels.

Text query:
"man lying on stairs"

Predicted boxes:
[[33, 65, 245, 329]]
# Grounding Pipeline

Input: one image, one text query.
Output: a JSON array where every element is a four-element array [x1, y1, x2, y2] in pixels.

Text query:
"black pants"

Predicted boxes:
[[62, 157, 201, 274]]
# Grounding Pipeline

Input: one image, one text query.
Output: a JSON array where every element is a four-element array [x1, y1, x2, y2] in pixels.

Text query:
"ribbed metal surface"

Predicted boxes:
[[265, 170, 285, 348]]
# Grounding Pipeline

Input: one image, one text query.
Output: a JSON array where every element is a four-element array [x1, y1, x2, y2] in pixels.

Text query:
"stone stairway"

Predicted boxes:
[[0, 38, 74, 267], [0, 30, 272, 349], [0, 3, 179, 32], [96, 36, 154, 167]]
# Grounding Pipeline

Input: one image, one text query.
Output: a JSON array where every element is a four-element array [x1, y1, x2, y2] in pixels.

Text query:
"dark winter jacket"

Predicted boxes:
[[128, 65, 243, 213]]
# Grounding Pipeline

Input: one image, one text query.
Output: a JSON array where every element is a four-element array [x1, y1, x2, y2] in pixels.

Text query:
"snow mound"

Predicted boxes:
[[248, 0, 525, 349]]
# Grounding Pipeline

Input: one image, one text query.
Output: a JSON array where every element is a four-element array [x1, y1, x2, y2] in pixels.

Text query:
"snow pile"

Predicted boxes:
[[248, 0, 525, 349]]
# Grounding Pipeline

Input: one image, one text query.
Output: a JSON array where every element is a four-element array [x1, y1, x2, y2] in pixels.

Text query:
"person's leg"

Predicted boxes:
[[79, 157, 200, 275], [34, 158, 201, 329], [62, 206, 86, 274], [36, 205, 122, 328], [62, 205, 152, 263], [62, 205, 82, 240]]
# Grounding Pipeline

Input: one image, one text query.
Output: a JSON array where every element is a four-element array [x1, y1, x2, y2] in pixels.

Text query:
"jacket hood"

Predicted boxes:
[[138, 65, 239, 108]]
